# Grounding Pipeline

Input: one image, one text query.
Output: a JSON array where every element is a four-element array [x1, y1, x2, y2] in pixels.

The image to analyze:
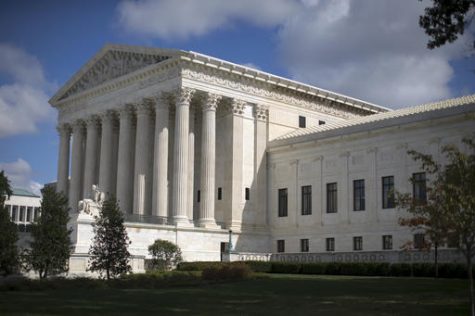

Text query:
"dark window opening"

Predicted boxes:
[[300, 239, 309, 252], [301, 185, 312, 215], [326, 238, 335, 252], [382, 235, 393, 250], [278, 188, 288, 217], [353, 236, 363, 251], [382, 176, 395, 209], [412, 172, 427, 204], [197, 190, 201, 203], [326, 182, 338, 213], [245, 187, 250, 200], [277, 240, 285, 253], [318, 120, 326, 125], [299, 116, 306, 128], [353, 179, 365, 211], [218, 187, 222, 200]]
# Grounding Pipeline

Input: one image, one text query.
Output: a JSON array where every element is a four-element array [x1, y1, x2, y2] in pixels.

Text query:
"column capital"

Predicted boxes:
[[173, 87, 195, 105], [56, 123, 71, 135], [71, 119, 85, 131], [202, 92, 221, 112], [255, 104, 269, 121], [85, 115, 101, 128], [229, 99, 246, 115], [99, 110, 118, 123], [118, 105, 135, 119], [135, 102, 154, 116]]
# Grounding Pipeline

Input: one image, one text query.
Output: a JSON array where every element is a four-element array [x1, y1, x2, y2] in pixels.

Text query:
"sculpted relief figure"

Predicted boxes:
[[78, 184, 104, 217]]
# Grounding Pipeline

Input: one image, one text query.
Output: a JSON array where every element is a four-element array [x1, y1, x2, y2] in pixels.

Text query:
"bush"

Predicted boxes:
[[202, 263, 252, 281], [301, 263, 327, 275], [148, 240, 183, 271], [243, 261, 272, 273], [389, 263, 413, 277], [270, 262, 301, 274], [177, 261, 224, 271]]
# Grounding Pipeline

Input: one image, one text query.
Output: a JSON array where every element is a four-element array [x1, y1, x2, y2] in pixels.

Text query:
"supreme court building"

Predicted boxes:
[[49, 44, 475, 273]]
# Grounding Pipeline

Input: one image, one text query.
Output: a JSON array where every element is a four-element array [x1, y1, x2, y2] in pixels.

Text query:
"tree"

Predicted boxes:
[[0, 171, 19, 276], [419, 0, 475, 49], [148, 239, 182, 271], [24, 186, 72, 279], [397, 138, 475, 316], [88, 197, 131, 279]]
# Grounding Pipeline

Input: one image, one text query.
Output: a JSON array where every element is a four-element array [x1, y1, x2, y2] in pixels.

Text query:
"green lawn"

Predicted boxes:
[[0, 274, 469, 315]]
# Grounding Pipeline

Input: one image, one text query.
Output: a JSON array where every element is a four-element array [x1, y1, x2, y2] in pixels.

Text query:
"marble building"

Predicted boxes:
[[49, 44, 475, 272]]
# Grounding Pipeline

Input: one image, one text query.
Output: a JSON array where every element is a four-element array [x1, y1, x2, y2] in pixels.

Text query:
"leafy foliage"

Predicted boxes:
[[23, 186, 72, 279], [419, 0, 475, 49], [148, 239, 182, 271], [88, 197, 131, 279], [0, 171, 18, 276]]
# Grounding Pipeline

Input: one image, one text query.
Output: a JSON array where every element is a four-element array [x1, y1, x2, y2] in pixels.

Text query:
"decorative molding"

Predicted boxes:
[[84, 115, 100, 128], [56, 123, 71, 135], [202, 92, 221, 111], [255, 104, 269, 121], [173, 87, 195, 105], [71, 119, 86, 132]]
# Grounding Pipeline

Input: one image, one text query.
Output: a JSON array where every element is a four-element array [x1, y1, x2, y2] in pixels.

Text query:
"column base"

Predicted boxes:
[[173, 216, 193, 227], [225, 220, 242, 232], [197, 218, 220, 229]]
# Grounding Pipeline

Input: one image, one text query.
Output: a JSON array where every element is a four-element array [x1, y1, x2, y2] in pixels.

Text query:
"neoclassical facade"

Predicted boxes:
[[49, 44, 474, 272]]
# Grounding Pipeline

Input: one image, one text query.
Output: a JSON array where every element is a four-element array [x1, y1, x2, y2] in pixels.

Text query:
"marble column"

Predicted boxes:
[[98, 112, 116, 196], [152, 94, 169, 218], [187, 106, 195, 221], [172, 88, 194, 224], [56, 124, 71, 196], [133, 101, 154, 215], [198, 93, 220, 228], [83, 116, 100, 199], [254, 104, 268, 226], [69, 120, 85, 210], [116, 106, 136, 213]]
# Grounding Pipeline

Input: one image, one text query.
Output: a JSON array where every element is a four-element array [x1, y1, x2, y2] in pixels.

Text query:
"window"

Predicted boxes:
[[353, 179, 365, 211], [326, 182, 338, 213], [414, 233, 425, 249], [11, 205, 17, 222], [353, 236, 363, 251], [26, 207, 33, 222], [412, 172, 426, 204], [382, 176, 395, 209], [197, 190, 201, 203], [245, 187, 250, 200], [277, 240, 285, 253], [300, 239, 309, 252], [217, 187, 222, 200], [301, 185, 312, 215], [326, 238, 335, 252], [299, 116, 306, 128], [382, 235, 393, 250], [19, 206, 26, 222], [318, 120, 326, 125], [278, 188, 288, 217]]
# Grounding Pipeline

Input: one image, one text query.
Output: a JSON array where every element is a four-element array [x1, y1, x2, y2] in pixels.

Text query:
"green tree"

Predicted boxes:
[[24, 186, 72, 279], [0, 171, 19, 276], [148, 239, 182, 271], [419, 0, 475, 49], [88, 197, 131, 279], [397, 138, 475, 315]]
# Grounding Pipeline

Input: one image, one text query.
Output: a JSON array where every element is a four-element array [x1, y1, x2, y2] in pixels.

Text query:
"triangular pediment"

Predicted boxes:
[[51, 44, 181, 103]]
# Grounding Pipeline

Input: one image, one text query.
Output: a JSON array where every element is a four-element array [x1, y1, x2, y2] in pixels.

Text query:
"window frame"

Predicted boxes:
[[278, 188, 288, 217], [217, 187, 222, 200], [298, 115, 306, 128], [382, 176, 395, 209], [353, 236, 363, 251], [353, 179, 365, 211], [326, 182, 338, 213], [412, 172, 427, 204], [300, 239, 309, 252], [326, 237, 335, 252], [382, 235, 393, 250], [277, 240, 285, 253], [301, 185, 312, 215]]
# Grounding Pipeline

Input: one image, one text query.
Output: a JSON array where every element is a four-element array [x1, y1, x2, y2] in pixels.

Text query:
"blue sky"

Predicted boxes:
[[0, 0, 474, 194]]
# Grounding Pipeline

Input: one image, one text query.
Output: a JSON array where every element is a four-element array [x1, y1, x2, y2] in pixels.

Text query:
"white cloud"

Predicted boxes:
[[117, 0, 300, 40], [0, 43, 54, 138], [0, 159, 43, 196]]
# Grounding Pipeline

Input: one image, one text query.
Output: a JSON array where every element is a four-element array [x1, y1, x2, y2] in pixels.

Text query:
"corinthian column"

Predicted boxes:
[[98, 111, 116, 196], [254, 104, 268, 226], [152, 94, 169, 219], [198, 93, 220, 228], [83, 116, 100, 199], [133, 101, 154, 215], [187, 106, 195, 221], [172, 87, 194, 225], [116, 106, 136, 213], [69, 120, 85, 210], [56, 124, 71, 196]]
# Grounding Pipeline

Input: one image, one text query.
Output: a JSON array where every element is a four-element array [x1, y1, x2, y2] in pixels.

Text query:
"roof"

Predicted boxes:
[[11, 188, 40, 198], [50, 44, 389, 115], [271, 94, 475, 147]]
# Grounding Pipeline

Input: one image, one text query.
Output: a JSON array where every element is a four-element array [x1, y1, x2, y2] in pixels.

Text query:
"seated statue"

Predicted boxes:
[[77, 184, 103, 217]]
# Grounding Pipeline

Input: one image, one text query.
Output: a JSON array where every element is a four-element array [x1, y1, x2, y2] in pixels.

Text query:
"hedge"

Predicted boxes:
[[176, 261, 474, 279]]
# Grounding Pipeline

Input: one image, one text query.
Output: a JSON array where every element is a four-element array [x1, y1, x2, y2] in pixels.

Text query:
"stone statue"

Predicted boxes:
[[78, 184, 104, 217]]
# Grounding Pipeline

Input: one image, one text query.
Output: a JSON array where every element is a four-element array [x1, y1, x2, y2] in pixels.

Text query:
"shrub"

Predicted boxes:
[[270, 262, 301, 274], [148, 239, 183, 271], [301, 263, 327, 275], [243, 261, 272, 273], [177, 261, 224, 271], [202, 263, 252, 281], [389, 263, 413, 277]]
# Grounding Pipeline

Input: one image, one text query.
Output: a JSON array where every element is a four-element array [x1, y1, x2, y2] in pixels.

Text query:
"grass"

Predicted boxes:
[[0, 274, 469, 315]]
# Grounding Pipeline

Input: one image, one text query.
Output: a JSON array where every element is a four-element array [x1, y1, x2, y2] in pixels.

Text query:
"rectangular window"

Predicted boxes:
[[326, 238, 335, 252], [301, 185, 312, 215], [11, 205, 18, 222], [299, 115, 306, 128], [277, 240, 285, 253], [382, 235, 393, 250], [414, 233, 425, 249], [382, 176, 395, 209], [245, 187, 250, 200], [412, 172, 427, 204], [197, 190, 201, 203], [326, 182, 338, 213], [353, 179, 365, 211], [26, 207, 33, 222], [353, 236, 363, 251], [19, 206, 26, 222], [278, 188, 288, 217], [217, 187, 222, 200], [300, 239, 309, 252]]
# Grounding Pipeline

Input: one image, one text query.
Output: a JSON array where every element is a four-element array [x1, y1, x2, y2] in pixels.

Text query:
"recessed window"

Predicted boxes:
[[11, 205, 18, 222], [326, 238, 335, 252], [299, 116, 306, 128], [278, 188, 288, 217], [197, 190, 201, 203], [326, 182, 337, 213], [414, 233, 425, 249], [26, 207, 33, 222], [245, 187, 250, 200], [412, 172, 426, 204], [277, 240, 285, 253], [19, 206, 26, 222], [301, 185, 312, 215], [300, 239, 309, 252], [353, 179, 365, 211], [353, 236, 363, 251], [217, 187, 222, 200], [382, 235, 393, 250], [382, 176, 395, 209]]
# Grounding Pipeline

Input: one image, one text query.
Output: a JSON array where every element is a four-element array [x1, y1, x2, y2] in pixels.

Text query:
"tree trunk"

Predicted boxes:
[[434, 242, 438, 278], [468, 254, 474, 316]]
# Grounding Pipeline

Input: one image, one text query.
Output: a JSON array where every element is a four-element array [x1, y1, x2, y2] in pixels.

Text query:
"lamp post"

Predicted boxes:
[[228, 229, 233, 253]]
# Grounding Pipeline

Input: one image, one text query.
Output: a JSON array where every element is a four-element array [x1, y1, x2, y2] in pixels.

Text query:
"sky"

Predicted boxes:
[[0, 0, 474, 195]]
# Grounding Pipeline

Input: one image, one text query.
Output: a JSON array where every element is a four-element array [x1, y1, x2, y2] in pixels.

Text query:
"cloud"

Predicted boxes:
[[0, 158, 43, 196], [117, 0, 299, 40], [0, 43, 55, 138]]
